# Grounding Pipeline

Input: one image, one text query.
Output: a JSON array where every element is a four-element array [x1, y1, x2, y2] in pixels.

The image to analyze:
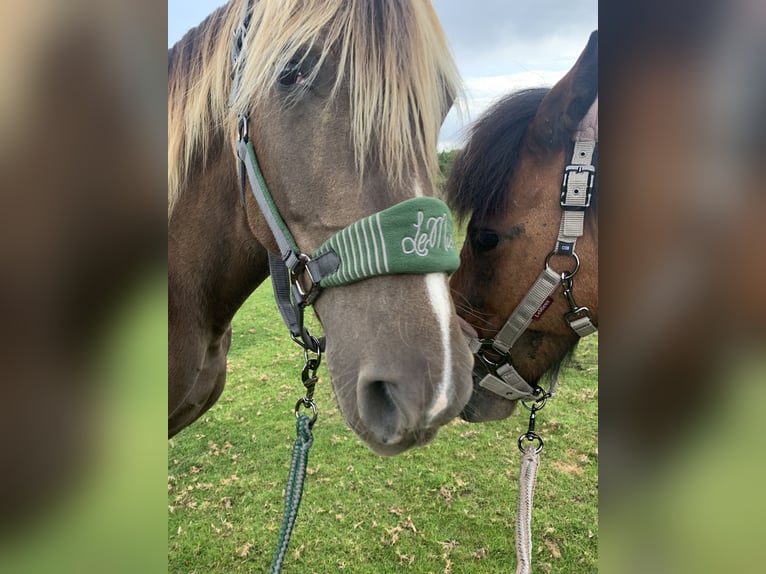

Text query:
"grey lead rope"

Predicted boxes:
[[515, 445, 541, 574]]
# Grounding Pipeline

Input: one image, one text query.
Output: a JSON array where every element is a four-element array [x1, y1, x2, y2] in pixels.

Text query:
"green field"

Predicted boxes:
[[168, 283, 598, 573]]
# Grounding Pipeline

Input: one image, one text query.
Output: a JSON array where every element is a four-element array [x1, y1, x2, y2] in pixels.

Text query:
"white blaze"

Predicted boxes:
[[424, 272, 453, 421]]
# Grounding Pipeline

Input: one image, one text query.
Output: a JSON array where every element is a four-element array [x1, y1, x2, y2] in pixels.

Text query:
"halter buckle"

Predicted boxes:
[[474, 339, 508, 368], [560, 164, 594, 211], [292, 254, 322, 307], [237, 115, 249, 142]]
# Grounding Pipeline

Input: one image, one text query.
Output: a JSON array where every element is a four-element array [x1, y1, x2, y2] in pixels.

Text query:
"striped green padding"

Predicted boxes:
[[312, 197, 459, 287]]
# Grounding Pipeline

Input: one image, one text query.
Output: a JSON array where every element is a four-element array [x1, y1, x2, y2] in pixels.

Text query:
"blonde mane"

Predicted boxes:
[[168, 0, 461, 218]]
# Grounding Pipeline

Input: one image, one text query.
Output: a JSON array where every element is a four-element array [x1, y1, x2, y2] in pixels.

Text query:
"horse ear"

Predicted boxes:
[[531, 30, 598, 150]]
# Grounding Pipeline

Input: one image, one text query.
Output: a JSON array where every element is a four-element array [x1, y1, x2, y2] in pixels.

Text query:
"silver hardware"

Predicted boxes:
[[545, 250, 580, 280], [560, 164, 595, 210], [295, 398, 318, 424], [292, 253, 322, 307], [518, 432, 544, 454]]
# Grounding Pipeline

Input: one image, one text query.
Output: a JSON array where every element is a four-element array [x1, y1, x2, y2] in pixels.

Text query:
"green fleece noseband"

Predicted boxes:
[[313, 196, 459, 287]]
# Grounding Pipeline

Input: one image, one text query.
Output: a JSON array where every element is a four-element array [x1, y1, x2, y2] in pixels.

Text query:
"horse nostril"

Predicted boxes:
[[357, 378, 407, 445]]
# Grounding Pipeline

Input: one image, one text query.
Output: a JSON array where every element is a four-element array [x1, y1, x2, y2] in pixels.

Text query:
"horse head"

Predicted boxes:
[[448, 31, 598, 422], [168, 0, 473, 454]]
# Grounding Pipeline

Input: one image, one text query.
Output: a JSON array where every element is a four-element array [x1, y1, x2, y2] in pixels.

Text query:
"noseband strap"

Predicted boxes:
[[238, 134, 459, 282], [469, 267, 561, 401]]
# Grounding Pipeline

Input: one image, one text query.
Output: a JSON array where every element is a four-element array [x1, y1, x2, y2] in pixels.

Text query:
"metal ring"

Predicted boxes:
[[545, 251, 580, 279], [293, 253, 323, 307], [521, 386, 549, 410], [475, 350, 506, 369], [303, 342, 322, 366], [521, 395, 548, 411], [295, 398, 318, 424], [291, 333, 322, 355], [518, 432, 544, 454]]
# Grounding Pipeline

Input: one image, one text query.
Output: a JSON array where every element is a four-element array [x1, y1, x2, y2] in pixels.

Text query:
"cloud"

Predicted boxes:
[[432, 0, 598, 76], [462, 71, 563, 113], [431, 1, 597, 148], [438, 70, 565, 150]]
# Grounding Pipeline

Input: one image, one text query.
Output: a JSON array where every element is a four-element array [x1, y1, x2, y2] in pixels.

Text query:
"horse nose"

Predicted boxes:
[[356, 375, 419, 446]]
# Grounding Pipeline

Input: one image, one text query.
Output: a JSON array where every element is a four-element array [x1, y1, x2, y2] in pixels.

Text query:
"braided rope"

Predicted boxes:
[[269, 414, 314, 574], [515, 445, 540, 574]]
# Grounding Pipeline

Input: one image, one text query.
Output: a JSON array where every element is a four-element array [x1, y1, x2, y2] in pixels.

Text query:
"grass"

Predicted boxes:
[[168, 283, 598, 573]]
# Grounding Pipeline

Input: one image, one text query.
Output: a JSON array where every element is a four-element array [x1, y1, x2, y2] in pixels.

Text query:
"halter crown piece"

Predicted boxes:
[[228, 0, 459, 350]]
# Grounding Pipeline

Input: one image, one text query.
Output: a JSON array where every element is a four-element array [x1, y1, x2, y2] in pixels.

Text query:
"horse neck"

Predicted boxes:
[[168, 143, 270, 336]]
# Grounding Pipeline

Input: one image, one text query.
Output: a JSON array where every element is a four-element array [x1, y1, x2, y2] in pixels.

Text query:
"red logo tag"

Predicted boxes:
[[532, 297, 553, 320]]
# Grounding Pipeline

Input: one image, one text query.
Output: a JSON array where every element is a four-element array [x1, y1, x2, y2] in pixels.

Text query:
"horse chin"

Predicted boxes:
[[329, 372, 450, 456], [360, 427, 439, 457], [454, 318, 520, 423], [326, 357, 470, 455], [459, 387, 518, 422]]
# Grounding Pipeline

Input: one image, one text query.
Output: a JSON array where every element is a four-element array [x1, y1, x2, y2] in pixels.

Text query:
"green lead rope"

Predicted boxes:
[[269, 414, 314, 574]]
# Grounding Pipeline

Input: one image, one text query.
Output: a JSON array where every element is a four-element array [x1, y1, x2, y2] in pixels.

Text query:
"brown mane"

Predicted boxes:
[[445, 88, 549, 224]]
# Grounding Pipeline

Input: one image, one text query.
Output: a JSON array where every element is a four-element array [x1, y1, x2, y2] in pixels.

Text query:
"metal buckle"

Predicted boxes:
[[237, 115, 249, 142], [474, 339, 509, 370], [560, 164, 595, 211], [292, 254, 321, 307]]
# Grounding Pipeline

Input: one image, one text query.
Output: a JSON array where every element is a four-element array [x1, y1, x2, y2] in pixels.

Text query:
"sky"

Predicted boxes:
[[168, 0, 597, 149]]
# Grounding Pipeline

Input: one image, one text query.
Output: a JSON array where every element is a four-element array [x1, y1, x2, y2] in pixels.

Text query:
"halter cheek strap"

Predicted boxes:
[[556, 98, 598, 255], [556, 140, 596, 255]]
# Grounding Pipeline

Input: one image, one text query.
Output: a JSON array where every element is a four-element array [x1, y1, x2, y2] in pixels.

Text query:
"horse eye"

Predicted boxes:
[[278, 59, 305, 87], [471, 229, 500, 252]]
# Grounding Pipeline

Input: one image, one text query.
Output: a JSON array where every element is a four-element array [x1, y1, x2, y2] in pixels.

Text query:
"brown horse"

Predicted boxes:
[[168, 0, 474, 455], [447, 32, 598, 422]]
